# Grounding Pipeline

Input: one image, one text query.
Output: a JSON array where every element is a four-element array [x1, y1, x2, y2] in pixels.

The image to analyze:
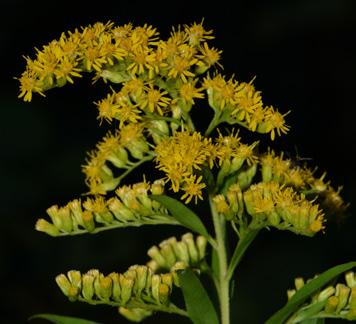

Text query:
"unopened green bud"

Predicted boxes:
[[57, 207, 73, 232], [67, 286, 80, 302], [237, 164, 257, 190], [324, 296, 339, 313], [55, 274, 72, 296], [108, 146, 128, 168], [119, 307, 152, 322], [182, 233, 199, 264], [46, 205, 62, 229], [267, 210, 280, 226], [100, 164, 114, 181], [159, 283, 170, 305], [230, 157, 245, 173], [99, 276, 113, 301], [109, 272, 121, 302], [159, 243, 177, 268], [335, 283, 350, 313], [161, 273, 173, 291], [151, 274, 161, 303], [148, 246, 167, 268], [151, 179, 165, 195], [82, 211, 95, 232], [171, 262, 187, 287], [345, 271, 356, 288], [67, 270, 81, 290], [287, 289, 296, 300], [176, 241, 190, 264], [68, 199, 83, 227], [317, 286, 335, 302], [346, 308, 356, 320], [35, 219, 60, 236], [95, 210, 114, 224], [126, 139, 149, 160], [196, 235, 207, 260], [82, 274, 95, 301], [134, 265, 148, 295], [149, 120, 170, 144], [107, 197, 136, 222], [146, 260, 160, 272], [349, 287, 356, 309], [120, 276, 134, 305], [261, 163, 273, 183], [294, 277, 305, 290]]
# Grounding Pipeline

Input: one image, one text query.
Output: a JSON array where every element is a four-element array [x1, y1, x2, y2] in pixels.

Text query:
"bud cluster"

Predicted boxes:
[[55, 265, 175, 308], [287, 271, 356, 321], [147, 233, 207, 273], [35, 180, 174, 236]]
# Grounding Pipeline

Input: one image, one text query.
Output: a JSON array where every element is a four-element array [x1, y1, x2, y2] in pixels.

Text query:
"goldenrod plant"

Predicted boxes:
[[18, 21, 354, 324]]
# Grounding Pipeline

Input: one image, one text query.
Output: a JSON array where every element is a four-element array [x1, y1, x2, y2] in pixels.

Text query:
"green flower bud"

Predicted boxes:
[[107, 197, 136, 222], [120, 275, 134, 305], [261, 164, 273, 182], [176, 241, 190, 264], [82, 211, 95, 232], [267, 210, 280, 226], [67, 286, 80, 302], [324, 296, 339, 313], [151, 179, 165, 195], [147, 246, 167, 268], [159, 283, 170, 305], [294, 278, 305, 290], [146, 260, 159, 272], [287, 289, 296, 300], [55, 274, 72, 296], [133, 265, 148, 295], [151, 274, 161, 303], [46, 205, 62, 229], [196, 235, 207, 260], [126, 139, 149, 160], [35, 219, 60, 236], [109, 272, 121, 302], [159, 243, 177, 268], [317, 286, 335, 302], [349, 287, 356, 309], [237, 164, 257, 190], [161, 273, 173, 291], [335, 283, 350, 313], [67, 271, 82, 290], [68, 199, 84, 228], [99, 276, 113, 301], [82, 273, 95, 301], [107, 146, 128, 168], [182, 233, 199, 264], [345, 271, 356, 288]]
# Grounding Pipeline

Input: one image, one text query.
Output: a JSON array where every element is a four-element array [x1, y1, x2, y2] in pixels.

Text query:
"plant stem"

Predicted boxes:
[[210, 196, 230, 324]]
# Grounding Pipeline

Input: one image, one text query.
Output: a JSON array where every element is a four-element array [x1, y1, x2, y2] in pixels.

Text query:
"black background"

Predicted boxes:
[[1, 0, 356, 323]]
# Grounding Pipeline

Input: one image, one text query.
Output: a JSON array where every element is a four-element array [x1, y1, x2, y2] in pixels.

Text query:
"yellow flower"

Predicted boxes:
[[18, 70, 45, 102], [95, 92, 119, 123], [54, 57, 82, 84], [197, 42, 223, 68], [138, 84, 172, 115], [178, 79, 204, 106], [263, 106, 290, 140], [181, 175, 206, 204], [167, 55, 197, 82], [127, 46, 156, 76], [184, 21, 214, 46]]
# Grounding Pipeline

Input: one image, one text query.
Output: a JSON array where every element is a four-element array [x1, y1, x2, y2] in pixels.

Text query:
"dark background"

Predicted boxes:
[[1, 0, 356, 323]]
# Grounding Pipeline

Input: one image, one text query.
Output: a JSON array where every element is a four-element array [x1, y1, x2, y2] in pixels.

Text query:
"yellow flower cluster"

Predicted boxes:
[[35, 180, 178, 236], [287, 271, 356, 321], [203, 75, 290, 139], [260, 150, 347, 215], [82, 124, 151, 194], [243, 182, 325, 236], [154, 130, 214, 203], [18, 21, 221, 102]]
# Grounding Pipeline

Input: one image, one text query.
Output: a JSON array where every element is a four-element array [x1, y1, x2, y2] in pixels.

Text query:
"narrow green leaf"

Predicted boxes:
[[179, 269, 219, 324], [29, 313, 100, 324], [227, 229, 260, 280], [300, 318, 325, 324], [265, 262, 356, 324], [151, 195, 209, 237]]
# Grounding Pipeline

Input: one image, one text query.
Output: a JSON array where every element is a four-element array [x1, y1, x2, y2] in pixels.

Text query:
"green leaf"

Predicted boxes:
[[29, 313, 100, 324], [300, 318, 325, 324], [151, 195, 209, 238], [179, 269, 219, 324], [265, 262, 356, 324]]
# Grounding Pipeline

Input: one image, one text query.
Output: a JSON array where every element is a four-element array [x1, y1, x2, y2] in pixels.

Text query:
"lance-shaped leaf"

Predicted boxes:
[[29, 313, 100, 324], [179, 269, 219, 324]]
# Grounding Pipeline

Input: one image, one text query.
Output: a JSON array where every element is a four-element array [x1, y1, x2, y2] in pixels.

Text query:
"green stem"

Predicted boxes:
[[209, 196, 230, 324], [56, 216, 180, 237], [205, 111, 222, 136], [226, 228, 260, 281], [78, 297, 188, 317]]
